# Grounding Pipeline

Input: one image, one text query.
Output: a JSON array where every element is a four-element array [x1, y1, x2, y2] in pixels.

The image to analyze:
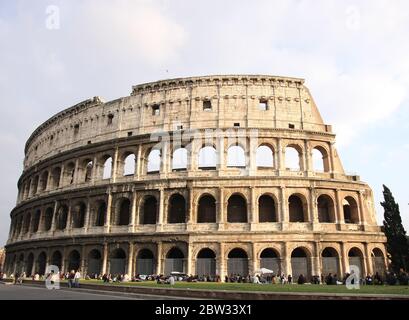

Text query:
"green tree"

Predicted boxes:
[[381, 185, 409, 272]]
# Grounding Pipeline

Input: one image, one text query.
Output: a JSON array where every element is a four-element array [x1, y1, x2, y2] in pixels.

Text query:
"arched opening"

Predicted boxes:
[[256, 145, 274, 168], [116, 198, 131, 226], [227, 194, 247, 223], [321, 248, 340, 277], [285, 146, 301, 170], [51, 167, 61, 189], [227, 145, 246, 168], [227, 248, 249, 277], [43, 207, 53, 231], [291, 248, 311, 281], [343, 196, 359, 224], [95, 201, 106, 227], [168, 194, 186, 224], [172, 147, 188, 171], [51, 251, 62, 271], [197, 195, 216, 223], [23, 213, 31, 234], [64, 162, 76, 185], [348, 247, 364, 275], [36, 252, 47, 276], [25, 253, 34, 276], [147, 149, 161, 173], [196, 248, 216, 277], [123, 153, 136, 176], [87, 250, 102, 276], [372, 248, 386, 275], [109, 249, 126, 275], [39, 171, 49, 192], [289, 194, 307, 222], [31, 210, 41, 233], [260, 248, 280, 274], [103, 157, 113, 180], [198, 146, 217, 170], [84, 160, 93, 183], [72, 202, 86, 228], [136, 249, 155, 276], [68, 250, 81, 272], [56, 205, 68, 230], [164, 247, 185, 275], [140, 196, 158, 225], [32, 176, 39, 195], [317, 195, 335, 223], [312, 147, 329, 172], [258, 195, 277, 223]]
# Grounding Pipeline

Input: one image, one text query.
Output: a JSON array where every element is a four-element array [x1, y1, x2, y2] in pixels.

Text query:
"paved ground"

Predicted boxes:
[[0, 282, 182, 300]]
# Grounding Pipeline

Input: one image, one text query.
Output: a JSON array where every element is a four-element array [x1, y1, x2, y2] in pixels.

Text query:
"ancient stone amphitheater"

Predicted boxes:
[[4, 75, 387, 281]]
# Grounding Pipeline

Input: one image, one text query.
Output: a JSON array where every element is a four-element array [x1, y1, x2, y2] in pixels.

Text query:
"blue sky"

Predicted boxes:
[[0, 0, 408, 245]]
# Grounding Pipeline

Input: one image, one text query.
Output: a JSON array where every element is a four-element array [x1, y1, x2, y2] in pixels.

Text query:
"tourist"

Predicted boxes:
[[287, 274, 292, 284], [297, 274, 306, 285], [325, 273, 333, 285], [74, 270, 81, 288], [68, 270, 75, 288]]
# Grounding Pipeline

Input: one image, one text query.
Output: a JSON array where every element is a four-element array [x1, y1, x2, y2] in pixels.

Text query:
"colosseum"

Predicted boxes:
[[4, 75, 387, 282]]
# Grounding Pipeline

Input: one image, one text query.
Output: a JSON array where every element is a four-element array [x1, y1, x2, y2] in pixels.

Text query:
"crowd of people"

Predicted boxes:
[[2, 269, 409, 286]]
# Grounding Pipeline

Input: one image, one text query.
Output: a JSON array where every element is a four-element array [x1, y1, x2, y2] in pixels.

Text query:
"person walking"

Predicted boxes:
[[74, 270, 81, 288], [68, 270, 75, 288]]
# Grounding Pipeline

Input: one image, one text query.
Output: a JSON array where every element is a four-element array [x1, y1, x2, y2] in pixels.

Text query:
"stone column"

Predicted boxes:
[[136, 145, 142, 180], [248, 133, 257, 176], [127, 243, 134, 276], [156, 188, 165, 232], [217, 188, 225, 230], [251, 243, 258, 275], [73, 158, 80, 185], [84, 199, 91, 232], [280, 187, 288, 229], [161, 141, 170, 177], [102, 243, 108, 275], [218, 242, 226, 282], [59, 164, 65, 188], [358, 191, 366, 226], [277, 139, 285, 172], [329, 142, 336, 174], [186, 242, 193, 276], [156, 242, 163, 275], [81, 246, 87, 276], [130, 191, 137, 231], [364, 243, 374, 276], [304, 140, 312, 174], [111, 147, 119, 183], [187, 188, 194, 226], [313, 242, 321, 277], [105, 192, 113, 232], [309, 188, 319, 230], [340, 242, 349, 275], [217, 136, 225, 172], [91, 156, 98, 183], [283, 243, 291, 277], [66, 202, 73, 232], [51, 201, 59, 232], [46, 171, 52, 192], [250, 187, 258, 229], [335, 189, 344, 225]]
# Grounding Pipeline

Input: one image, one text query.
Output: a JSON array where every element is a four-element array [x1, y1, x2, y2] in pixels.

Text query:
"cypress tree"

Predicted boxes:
[[381, 185, 409, 272]]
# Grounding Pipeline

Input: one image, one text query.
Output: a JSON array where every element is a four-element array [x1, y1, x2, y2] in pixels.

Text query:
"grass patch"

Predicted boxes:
[[79, 280, 409, 295]]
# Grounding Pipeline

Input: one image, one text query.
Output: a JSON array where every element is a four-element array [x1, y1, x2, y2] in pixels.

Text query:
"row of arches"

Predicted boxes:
[[6, 246, 386, 280], [11, 192, 361, 239], [19, 143, 331, 202]]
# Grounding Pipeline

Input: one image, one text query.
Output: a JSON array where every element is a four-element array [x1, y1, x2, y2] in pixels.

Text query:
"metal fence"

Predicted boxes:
[[196, 258, 216, 277], [227, 258, 249, 276], [110, 258, 125, 275], [88, 258, 102, 275], [164, 259, 185, 275], [291, 257, 310, 280], [136, 259, 155, 275], [260, 258, 281, 275], [322, 257, 340, 276]]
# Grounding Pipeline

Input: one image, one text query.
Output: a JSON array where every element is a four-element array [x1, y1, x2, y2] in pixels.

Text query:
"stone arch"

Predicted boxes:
[[56, 205, 68, 230], [67, 250, 81, 272], [63, 162, 76, 186], [43, 207, 54, 231], [140, 195, 158, 225], [147, 148, 161, 173], [51, 251, 62, 270], [164, 247, 185, 275], [32, 175, 39, 195], [109, 248, 126, 275], [123, 152, 136, 176], [39, 171, 49, 192], [31, 209, 41, 233], [94, 200, 107, 227], [227, 248, 249, 277], [83, 159, 94, 183], [115, 198, 131, 226], [36, 251, 47, 275], [198, 146, 217, 170], [289, 194, 308, 222], [312, 145, 330, 172], [72, 201, 86, 229], [23, 212, 31, 234], [172, 147, 188, 171], [256, 145, 274, 168], [348, 247, 364, 275], [258, 194, 277, 223], [135, 249, 155, 276], [196, 248, 216, 277], [197, 194, 216, 223], [227, 145, 246, 168], [168, 194, 186, 224], [321, 247, 340, 277], [343, 196, 359, 224], [317, 194, 336, 223], [87, 249, 102, 276], [259, 248, 280, 274], [290, 247, 312, 281], [372, 248, 386, 275], [227, 194, 248, 223], [25, 252, 34, 276], [285, 144, 303, 170]]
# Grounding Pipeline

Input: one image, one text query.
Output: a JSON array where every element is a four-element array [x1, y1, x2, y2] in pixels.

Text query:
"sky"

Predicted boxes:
[[0, 0, 408, 245]]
